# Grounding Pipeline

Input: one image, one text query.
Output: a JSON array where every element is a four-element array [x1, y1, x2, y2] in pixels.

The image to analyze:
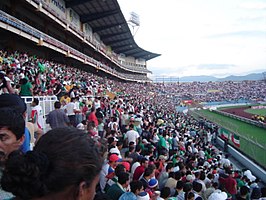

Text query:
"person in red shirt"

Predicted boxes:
[[87, 107, 98, 127], [222, 169, 237, 199], [133, 157, 149, 180]]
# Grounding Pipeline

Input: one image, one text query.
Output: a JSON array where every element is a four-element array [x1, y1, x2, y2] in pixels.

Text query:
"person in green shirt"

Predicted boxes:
[[158, 132, 168, 155], [19, 78, 33, 96]]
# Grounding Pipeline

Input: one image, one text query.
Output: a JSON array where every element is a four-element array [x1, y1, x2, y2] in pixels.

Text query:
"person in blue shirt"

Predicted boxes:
[[119, 180, 144, 200], [0, 107, 26, 199], [0, 94, 31, 153], [0, 107, 25, 162]]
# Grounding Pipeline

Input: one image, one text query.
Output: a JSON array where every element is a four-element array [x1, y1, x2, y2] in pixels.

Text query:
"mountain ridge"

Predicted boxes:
[[178, 72, 265, 82]]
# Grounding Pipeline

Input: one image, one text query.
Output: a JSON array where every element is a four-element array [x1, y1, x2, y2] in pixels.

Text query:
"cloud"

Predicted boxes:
[[206, 31, 266, 39], [195, 64, 236, 70], [240, 2, 266, 10], [148, 64, 239, 78], [238, 15, 266, 22]]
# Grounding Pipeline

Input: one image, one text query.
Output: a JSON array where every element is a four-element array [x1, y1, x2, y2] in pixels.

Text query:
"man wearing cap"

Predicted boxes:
[[108, 137, 119, 150], [100, 153, 120, 193], [109, 141, 123, 159], [208, 191, 227, 200]]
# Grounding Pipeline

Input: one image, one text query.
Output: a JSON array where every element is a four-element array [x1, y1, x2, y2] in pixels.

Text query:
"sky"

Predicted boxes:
[[117, 0, 266, 79]]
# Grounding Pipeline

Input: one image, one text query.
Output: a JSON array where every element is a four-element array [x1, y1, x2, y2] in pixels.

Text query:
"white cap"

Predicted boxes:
[[137, 191, 150, 200], [142, 139, 150, 144], [109, 147, 120, 155], [208, 191, 227, 200]]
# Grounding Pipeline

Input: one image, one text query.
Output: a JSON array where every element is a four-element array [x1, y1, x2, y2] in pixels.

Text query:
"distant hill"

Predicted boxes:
[[218, 73, 265, 81], [178, 72, 265, 82]]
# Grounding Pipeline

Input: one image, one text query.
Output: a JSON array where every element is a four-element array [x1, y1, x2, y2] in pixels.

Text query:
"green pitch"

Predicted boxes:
[[244, 108, 266, 116]]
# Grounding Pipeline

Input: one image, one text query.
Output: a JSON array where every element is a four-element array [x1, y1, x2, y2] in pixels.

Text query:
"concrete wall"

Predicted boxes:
[[217, 137, 266, 184]]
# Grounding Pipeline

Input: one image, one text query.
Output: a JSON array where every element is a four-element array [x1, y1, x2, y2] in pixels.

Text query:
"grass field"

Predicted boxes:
[[191, 109, 266, 168], [244, 108, 266, 116], [219, 104, 266, 116]]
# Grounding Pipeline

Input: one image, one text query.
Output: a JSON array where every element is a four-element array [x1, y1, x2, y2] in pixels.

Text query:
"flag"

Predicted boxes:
[[106, 91, 116, 100], [231, 134, 240, 148], [219, 128, 230, 140], [38, 62, 46, 73]]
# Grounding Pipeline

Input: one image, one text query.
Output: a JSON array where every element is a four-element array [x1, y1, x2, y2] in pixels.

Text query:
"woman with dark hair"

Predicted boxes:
[[1, 127, 103, 200]]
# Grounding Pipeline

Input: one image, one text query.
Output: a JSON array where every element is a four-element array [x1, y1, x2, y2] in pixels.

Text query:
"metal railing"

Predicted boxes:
[[21, 96, 58, 122]]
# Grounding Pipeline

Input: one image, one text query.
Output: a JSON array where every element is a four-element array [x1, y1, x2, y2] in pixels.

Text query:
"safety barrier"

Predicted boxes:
[[216, 137, 266, 184], [20, 96, 58, 122]]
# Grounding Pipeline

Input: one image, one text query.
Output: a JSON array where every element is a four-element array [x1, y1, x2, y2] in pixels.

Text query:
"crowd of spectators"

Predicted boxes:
[[0, 49, 266, 200], [1, 50, 266, 103], [154, 81, 266, 103]]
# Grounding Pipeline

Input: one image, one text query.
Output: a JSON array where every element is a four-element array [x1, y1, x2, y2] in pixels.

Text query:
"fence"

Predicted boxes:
[[189, 109, 266, 169], [21, 96, 58, 129]]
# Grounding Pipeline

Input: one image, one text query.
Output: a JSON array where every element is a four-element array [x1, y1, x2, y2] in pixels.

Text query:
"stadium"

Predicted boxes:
[[0, 0, 266, 199]]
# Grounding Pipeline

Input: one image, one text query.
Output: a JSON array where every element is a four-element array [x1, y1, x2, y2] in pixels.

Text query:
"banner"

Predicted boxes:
[[42, 0, 66, 20], [106, 91, 116, 100], [182, 100, 193, 105], [231, 134, 240, 147], [219, 128, 230, 140], [83, 23, 92, 38], [66, 8, 81, 30]]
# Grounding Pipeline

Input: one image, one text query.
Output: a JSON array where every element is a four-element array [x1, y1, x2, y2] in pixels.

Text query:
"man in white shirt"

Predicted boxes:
[[31, 98, 44, 130], [125, 124, 140, 146], [64, 98, 77, 126], [94, 97, 101, 110], [220, 154, 231, 168]]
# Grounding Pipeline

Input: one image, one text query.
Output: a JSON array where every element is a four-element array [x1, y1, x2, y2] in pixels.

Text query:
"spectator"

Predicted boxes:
[[64, 98, 77, 127], [140, 164, 156, 190], [133, 158, 149, 181], [100, 153, 120, 193], [125, 124, 139, 146], [106, 172, 130, 200], [158, 187, 171, 200], [19, 77, 33, 96], [46, 101, 70, 129], [119, 180, 143, 200], [0, 71, 14, 94], [31, 98, 44, 131], [0, 94, 30, 153], [0, 108, 25, 159], [1, 127, 102, 200], [88, 107, 99, 127]]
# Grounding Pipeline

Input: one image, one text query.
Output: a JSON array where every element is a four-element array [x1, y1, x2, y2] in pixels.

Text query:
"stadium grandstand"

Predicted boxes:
[[0, 0, 160, 82], [0, 0, 266, 199]]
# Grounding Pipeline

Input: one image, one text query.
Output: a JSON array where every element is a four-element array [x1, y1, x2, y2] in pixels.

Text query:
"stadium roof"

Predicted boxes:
[[65, 0, 160, 61]]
